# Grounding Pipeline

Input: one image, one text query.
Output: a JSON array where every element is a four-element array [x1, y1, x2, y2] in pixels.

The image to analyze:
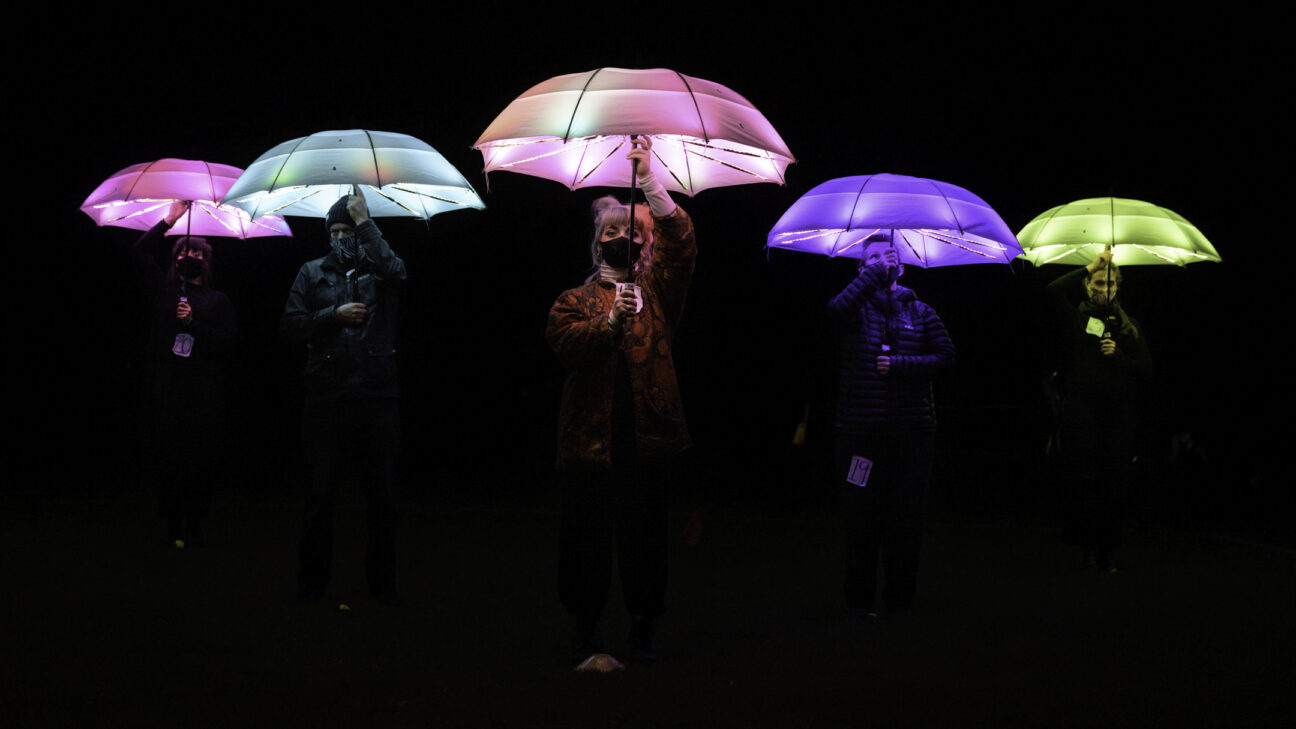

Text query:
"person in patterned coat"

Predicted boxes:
[[828, 233, 954, 620], [545, 136, 695, 663]]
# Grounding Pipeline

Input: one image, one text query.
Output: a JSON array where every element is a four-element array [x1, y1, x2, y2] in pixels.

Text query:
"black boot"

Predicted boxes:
[[628, 615, 659, 661]]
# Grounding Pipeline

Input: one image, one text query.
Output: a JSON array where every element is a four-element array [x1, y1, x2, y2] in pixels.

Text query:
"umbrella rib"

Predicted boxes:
[[680, 139, 778, 159], [672, 71, 710, 143], [259, 188, 326, 217], [920, 229, 1008, 250], [493, 137, 605, 168], [258, 135, 314, 219], [1026, 204, 1068, 249], [653, 150, 690, 193], [389, 185, 478, 207], [770, 228, 846, 246], [364, 185, 419, 215], [899, 230, 925, 265], [563, 68, 605, 143], [105, 200, 173, 224], [845, 175, 875, 233], [925, 178, 965, 236], [363, 130, 382, 189], [676, 145, 770, 181], [575, 140, 626, 186], [197, 201, 240, 236], [121, 159, 161, 202]]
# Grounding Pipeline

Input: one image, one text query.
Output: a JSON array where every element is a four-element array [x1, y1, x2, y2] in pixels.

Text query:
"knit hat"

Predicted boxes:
[[325, 195, 354, 230]]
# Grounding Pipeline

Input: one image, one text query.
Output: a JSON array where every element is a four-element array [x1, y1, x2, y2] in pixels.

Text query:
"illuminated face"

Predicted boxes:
[[176, 248, 205, 262], [861, 240, 891, 267], [1086, 270, 1119, 305], [599, 220, 649, 246], [329, 223, 355, 239]]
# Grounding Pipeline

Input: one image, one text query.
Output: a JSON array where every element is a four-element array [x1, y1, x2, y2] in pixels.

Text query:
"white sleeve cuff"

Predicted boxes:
[[636, 171, 677, 218]]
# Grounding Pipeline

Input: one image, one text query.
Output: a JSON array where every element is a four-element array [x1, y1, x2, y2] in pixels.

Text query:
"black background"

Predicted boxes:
[[19, 12, 1285, 536]]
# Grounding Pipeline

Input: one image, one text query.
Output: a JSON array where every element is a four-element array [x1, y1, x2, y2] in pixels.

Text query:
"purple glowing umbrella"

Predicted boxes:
[[473, 67, 794, 196], [81, 158, 292, 238], [766, 174, 1020, 267]]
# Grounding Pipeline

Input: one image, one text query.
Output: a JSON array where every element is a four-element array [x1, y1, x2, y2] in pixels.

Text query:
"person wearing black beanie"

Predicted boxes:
[[281, 187, 408, 607]]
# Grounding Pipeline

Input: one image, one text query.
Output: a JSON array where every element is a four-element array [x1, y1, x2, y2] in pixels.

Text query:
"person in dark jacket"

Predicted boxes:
[[828, 233, 954, 619], [134, 201, 237, 549], [546, 136, 695, 663], [281, 187, 406, 606], [1048, 245, 1151, 573]]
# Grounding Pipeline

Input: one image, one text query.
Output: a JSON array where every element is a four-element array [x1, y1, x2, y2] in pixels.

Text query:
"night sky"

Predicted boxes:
[[21, 13, 1283, 529]]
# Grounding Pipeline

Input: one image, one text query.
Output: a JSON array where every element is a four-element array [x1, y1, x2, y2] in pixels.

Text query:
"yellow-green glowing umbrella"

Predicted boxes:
[[1017, 197, 1220, 267]]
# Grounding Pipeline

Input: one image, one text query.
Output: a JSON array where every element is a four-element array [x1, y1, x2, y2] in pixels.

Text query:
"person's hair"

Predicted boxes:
[[168, 236, 213, 286], [585, 195, 656, 283], [1083, 261, 1123, 286]]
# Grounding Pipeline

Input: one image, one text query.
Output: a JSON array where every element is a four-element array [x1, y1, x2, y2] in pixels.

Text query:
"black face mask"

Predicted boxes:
[[177, 257, 204, 279], [599, 236, 632, 269], [331, 234, 360, 264]]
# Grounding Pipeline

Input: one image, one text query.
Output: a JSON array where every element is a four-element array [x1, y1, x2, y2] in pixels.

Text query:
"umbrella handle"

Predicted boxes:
[[627, 142, 640, 283]]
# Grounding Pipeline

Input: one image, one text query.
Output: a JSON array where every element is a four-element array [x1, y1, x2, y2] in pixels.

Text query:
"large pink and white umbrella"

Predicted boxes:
[[473, 67, 794, 195], [767, 174, 1020, 267], [81, 158, 292, 238]]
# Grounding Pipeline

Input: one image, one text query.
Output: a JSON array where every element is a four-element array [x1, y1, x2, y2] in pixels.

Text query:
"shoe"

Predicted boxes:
[[847, 606, 880, 625], [572, 616, 604, 665], [1097, 549, 1118, 575], [627, 616, 660, 662]]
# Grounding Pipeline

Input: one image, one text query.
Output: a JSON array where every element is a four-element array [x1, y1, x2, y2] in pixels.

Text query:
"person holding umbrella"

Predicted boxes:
[[546, 136, 695, 663], [828, 232, 954, 621], [1047, 245, 1152, 574], [133, 201, 238, 549], [281, 187, 407, 606]]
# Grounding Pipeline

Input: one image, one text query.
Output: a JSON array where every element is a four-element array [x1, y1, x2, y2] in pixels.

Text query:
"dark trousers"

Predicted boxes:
[[298, 398, 400, 596], [836, 432, 934, 611], [558, 462, 670, 623], [1059, 400, 1133, 550]]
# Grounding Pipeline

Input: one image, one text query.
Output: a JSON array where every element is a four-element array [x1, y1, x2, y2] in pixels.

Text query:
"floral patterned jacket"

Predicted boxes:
[[546, 207, 696, 471]]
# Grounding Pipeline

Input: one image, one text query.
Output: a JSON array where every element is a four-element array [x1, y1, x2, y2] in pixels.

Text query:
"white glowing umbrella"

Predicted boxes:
[[222, 129, 485, 219], [81, 158, 291, 238], [473, 67, 794, 195]]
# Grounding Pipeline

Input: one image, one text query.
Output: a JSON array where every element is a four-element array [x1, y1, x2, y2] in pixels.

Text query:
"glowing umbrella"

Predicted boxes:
[[473, 67, 794, 195], [766, 173, 1020, 266], [1016, 197, 1220, 267], [81, 158, 292, 238], [222, 129, 485, 220]]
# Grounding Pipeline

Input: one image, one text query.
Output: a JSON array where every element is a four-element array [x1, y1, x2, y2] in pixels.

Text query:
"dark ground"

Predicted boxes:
[[5, 456, 1293, 729]]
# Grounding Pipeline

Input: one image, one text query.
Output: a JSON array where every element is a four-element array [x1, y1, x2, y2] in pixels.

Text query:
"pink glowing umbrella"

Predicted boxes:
[[81, 158, 292, 238], [473, 67, 794, 195], [766, 173, 1020, 267]]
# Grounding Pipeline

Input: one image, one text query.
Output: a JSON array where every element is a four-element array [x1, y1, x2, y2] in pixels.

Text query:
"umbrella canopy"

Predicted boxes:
[[81, 158, 292, 238], [1016, 197, 1220, 266], [766, 173, 1020, 267], [222, 129, 485, 219], [473, 67, 794, 195]]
